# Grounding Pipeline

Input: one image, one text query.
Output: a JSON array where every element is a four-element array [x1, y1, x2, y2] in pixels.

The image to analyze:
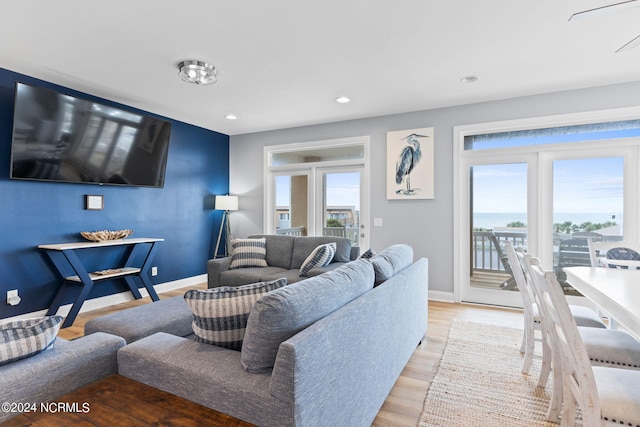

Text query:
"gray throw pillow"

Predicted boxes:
[[299, 242, 336, 277], [229, 238, 268, 269], [0, 316, 63, 366], [369, 244, 413, 285], [184, 278, 287, 351], [241, 258, 375, 373]]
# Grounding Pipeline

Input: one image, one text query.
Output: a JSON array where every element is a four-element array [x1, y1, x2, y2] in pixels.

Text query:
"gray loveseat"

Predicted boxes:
[[207, 234, 359, 288], [0, 332, 125, 422], [86, 244, 428, 427]]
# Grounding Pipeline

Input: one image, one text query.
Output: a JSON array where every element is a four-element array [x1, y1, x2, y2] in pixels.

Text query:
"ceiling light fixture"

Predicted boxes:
[[178, 60, 217, 85], [336, 96, 351, 103], [460, 75, 479, 84], [225, 114, 238, 120]]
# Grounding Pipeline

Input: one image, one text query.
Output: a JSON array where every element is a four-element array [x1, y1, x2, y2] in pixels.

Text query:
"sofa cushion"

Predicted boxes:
[[0, 316, 63, 366], [229, 237, 268, 269], [184, 278, 287, 351], [261, 269, 308, 285], [299, 242, 336, 277], [219, 266, 288, 287], [290, 236, 352, 269], [248, 234, 296, 269], [241, 258, 375, 373], [369, 244, 414, 285], [85, 295, 194, 343]]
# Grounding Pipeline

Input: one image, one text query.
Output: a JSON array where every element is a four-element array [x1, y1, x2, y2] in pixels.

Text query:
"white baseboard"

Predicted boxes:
[[2, 274, 207, 323], [428, 290, 455, 303]]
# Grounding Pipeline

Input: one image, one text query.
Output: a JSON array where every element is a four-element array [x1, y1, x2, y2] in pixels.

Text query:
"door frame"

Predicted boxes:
[[263, 136, 370, 249]]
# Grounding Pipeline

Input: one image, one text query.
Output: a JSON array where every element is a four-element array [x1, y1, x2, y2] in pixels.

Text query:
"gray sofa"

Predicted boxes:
[[207, 234, 360, 288], [86, 244, 428, 427], [0, 332, 125, 422]]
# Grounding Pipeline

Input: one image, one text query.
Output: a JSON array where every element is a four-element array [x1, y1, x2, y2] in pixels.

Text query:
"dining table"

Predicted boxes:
[[564, 266, 640, 339]]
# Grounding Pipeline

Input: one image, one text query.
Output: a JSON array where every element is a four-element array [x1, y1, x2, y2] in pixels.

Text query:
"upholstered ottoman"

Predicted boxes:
[[84, 296, 194, 343]]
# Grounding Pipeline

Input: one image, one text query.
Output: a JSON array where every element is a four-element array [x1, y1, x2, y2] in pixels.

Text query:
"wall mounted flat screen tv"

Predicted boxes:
[[10, 82, 171, 188]]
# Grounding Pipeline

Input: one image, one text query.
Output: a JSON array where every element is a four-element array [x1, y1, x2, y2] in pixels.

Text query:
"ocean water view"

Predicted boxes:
[[473, 212, 620, 230]]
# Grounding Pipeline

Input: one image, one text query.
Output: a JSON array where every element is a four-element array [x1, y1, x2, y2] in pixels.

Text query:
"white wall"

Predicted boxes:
[[230, 81, 640, 297]]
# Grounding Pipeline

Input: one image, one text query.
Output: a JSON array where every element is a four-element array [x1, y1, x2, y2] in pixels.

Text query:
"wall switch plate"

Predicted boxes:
[[151, 266, 158, 276], [374, 218, 383, 227]]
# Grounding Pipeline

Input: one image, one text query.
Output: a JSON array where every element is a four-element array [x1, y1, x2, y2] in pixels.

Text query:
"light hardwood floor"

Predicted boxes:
[[58, 284, 525, 427]]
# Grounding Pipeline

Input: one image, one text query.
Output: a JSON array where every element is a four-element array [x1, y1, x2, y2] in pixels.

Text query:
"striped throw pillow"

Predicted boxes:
[[299, 242, 336, 276], [229, 238, 268, 269], [0, 316, 63, 366], [184, 278, 287, 351]]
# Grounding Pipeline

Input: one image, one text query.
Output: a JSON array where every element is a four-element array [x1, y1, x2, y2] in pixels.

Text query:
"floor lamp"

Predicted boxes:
[[214, 195, 238, 258]]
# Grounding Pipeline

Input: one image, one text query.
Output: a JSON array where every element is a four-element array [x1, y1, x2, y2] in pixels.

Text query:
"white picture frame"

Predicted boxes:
[[386, 127, 434, 200], [85, 194, 104, 210]]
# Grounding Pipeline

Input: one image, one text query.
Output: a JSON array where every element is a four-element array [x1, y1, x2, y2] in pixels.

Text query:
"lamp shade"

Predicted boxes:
[[215, 195, 238, 211]]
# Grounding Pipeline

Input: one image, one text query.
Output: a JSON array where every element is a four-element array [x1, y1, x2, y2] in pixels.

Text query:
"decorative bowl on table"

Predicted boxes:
[[80, 229, 134, 242]]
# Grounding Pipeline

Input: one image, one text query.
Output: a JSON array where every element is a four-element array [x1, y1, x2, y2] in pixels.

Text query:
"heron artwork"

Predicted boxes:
[[395, 133, 429, 195]]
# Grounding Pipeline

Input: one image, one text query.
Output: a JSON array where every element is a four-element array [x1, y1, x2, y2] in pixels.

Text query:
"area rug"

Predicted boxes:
[[417, 320, 558, 427]]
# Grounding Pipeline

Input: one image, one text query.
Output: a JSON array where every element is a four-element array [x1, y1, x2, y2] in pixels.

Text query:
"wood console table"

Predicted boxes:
[[38, 238, 164, 328]]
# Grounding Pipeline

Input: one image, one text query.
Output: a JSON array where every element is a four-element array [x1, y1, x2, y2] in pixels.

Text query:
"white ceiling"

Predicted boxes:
[[2, 0, 640, 136]]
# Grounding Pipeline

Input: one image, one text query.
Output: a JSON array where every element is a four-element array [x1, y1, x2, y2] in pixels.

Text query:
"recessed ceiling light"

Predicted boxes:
[[460, 75, 479, 84], [336, 96, 351, 103], [225, 114, 238, 120]]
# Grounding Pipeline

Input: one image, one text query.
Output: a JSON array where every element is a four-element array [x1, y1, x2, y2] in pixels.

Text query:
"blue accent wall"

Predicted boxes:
[[0, 68, 229, 319]]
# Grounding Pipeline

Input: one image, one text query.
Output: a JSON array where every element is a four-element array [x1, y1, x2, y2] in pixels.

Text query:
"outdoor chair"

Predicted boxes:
[[527, 258, 640, 427], [588, 238, 640, 269]]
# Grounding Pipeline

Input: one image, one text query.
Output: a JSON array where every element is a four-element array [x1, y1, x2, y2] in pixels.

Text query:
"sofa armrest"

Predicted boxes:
[[350, 246, 360, 260], [0, 332, 125, 422], [207, 256, 233, 288]]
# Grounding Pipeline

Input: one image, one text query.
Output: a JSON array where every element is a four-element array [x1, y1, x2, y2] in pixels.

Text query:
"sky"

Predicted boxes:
[[276, 172, 360, 210], [472, 157, 624, 214]]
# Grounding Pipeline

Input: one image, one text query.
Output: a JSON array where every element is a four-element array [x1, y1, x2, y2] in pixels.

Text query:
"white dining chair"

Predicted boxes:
[[506, 242, 640, 421], [504, 241, 606, 380], [527, 258, 640, 427]]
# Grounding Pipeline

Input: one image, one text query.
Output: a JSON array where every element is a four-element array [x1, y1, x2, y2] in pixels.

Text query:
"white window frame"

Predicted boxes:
[[264, 136, 370, 247]]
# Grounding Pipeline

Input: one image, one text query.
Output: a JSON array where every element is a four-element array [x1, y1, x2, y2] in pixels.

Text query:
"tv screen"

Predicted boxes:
[[10, 82, 171, 188]]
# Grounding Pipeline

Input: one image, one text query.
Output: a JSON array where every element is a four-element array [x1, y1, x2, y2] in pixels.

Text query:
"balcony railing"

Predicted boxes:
[[275, 226, 359, 245], [473, 230, 527, 273], [323, 226, 359, 245], [275, 226, 305, 236]]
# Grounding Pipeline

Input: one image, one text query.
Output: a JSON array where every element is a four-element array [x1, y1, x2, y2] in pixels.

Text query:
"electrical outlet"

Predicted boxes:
[[151, 266, 158, 276], [7, 289, 21, 306]]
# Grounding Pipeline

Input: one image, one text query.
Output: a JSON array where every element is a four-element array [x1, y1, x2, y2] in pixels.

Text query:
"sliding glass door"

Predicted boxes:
[[317, 169, 363, 246], [456, 116, 640, 307]]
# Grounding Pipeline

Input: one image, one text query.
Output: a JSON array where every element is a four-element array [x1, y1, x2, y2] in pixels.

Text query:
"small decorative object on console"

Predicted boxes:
[[80, 229, 134, 242]]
